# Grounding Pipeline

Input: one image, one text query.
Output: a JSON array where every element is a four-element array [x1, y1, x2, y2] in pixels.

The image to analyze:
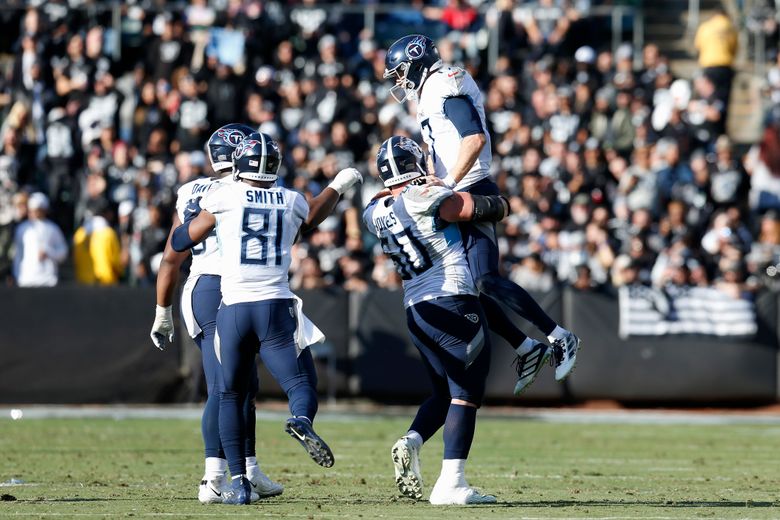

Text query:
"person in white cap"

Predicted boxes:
[[12, 192, 68, 287]]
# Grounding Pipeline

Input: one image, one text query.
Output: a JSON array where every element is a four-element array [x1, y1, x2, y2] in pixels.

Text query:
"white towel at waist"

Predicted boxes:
[[180, 275, 202, 338], [293, 294, 325, 356]]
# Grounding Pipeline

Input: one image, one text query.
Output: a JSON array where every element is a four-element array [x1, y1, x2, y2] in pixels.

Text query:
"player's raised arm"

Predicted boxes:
[[440, 96, 487, 188], [300, 167, 363, 234]]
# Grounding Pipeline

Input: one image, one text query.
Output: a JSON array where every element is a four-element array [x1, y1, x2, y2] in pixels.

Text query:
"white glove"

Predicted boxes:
[[328, 167, 363, 195], [150, 305, 174, 350]]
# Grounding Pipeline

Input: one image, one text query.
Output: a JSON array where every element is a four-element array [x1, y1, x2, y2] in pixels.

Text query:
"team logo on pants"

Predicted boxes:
[[465, 313, 479, 323]]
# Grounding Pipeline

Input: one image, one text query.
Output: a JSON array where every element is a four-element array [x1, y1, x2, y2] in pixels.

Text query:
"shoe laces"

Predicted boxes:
[[551, 339, 565, 367], [512, 342, 554, 375]]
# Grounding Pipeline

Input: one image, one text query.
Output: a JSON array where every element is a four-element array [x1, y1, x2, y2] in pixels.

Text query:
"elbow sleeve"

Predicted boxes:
[[171, 221, 197, 252], [471, 194, 509, 222]]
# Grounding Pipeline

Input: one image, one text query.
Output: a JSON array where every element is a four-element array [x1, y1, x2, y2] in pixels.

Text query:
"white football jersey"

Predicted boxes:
[[200, 180, 309, 305], [363, 184, 476, 307], [417, 66, 492, 190], [176, 177, 222, 279]]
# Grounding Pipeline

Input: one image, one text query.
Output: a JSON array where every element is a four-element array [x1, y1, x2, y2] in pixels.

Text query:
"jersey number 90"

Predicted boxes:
[[380, 227, 433, 280]]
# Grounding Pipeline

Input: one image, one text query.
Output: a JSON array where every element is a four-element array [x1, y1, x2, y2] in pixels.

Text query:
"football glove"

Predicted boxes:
[[328, 168, 363, 195], [150, 305, 174, 350], [183, 196, 202, 224]]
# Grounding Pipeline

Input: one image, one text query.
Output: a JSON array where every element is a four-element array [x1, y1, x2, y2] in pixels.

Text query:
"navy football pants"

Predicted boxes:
[[459, 178, 557, 338], [191, 275, 259, 461], [216, 298, 318, 477], [406, 295, 491, 460]]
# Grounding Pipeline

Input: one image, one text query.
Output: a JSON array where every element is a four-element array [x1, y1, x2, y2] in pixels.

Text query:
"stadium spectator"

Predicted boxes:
[[73, 201, 124, 285], [12, 192, 67, 287], [0, 191, 28, 284], [745, 124, 780, 214], [0, 1, 771, 298], [694, 8, 738, 107]]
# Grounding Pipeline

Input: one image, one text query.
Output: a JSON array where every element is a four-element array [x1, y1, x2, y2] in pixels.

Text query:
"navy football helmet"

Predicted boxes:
[[384, 34, 442, 103], [376, 136, 427, 187], [232, 132, 281, 183], [206, 123, 256, 174]]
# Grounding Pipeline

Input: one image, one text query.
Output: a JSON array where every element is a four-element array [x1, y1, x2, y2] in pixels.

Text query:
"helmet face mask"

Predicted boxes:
[[376, 136, 427, 187], [232, 132, 282, 183], [384, 35, 441, 104], [206, 123, 256, 176]]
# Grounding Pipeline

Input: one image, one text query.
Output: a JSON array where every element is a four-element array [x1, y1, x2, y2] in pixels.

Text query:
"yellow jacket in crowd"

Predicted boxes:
[[73, 216, 123, 285], [694, 13, 737, 68]]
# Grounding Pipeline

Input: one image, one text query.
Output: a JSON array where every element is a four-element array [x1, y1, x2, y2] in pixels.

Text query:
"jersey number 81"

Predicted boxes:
[[241, 207, 283, 265]]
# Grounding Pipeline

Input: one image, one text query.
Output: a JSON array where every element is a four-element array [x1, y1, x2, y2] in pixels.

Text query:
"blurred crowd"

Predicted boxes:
[[1, 0, 780, 299]]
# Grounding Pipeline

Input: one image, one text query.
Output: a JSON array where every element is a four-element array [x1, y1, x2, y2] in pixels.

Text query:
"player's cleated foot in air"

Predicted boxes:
[[247, 466, 284, 498], [221, 475, 252, 505], [391, 436, 423, 500], [429, 479, 497, 505], [285, 416, 335, 468], [552, 331, 581, 381], [512, 340, 552, 396]]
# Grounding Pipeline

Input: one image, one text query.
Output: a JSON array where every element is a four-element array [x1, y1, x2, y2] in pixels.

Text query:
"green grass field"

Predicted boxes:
[[1, 414, 779, 519]]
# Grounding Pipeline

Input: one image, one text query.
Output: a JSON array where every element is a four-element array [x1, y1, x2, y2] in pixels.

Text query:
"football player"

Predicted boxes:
[[383, 34, 581, 395], [365, 136, 510, 505], [171, 132, 362, 505], [150, 123, 282, 503]]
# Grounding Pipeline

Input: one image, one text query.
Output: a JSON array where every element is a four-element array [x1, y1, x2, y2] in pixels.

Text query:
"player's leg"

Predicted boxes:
[[390, 309, 451, 500], [462, 180, 580, 387], [414, 296, 496, 505], [254, 299, 333, 468], [243, 363, 257, 470], [215, 302, 256, 505], [190, 275, 228, 503], [242, 361, 283, 497]]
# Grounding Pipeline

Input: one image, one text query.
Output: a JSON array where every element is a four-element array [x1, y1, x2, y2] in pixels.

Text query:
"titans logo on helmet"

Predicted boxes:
[[217, 128, 247, 146], [234, 139, 260, 159], [404, 36, 427, 61], [395, 137, 423, 158]]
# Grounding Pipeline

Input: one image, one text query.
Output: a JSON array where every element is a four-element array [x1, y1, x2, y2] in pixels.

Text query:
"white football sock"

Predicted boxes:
[[515, 336, 536, 355], [439, 458, 467, 487], [204, 457, 227, 481], [547, 325, 568, 343], [405, 430, 423, 450], [245, 456, 258, 468]]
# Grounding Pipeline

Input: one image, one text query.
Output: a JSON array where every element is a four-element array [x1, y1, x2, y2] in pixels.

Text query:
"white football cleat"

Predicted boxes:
[[198, 477, 229, 504], [513, 340, 552, 396], [199, 476, 261, 504], [247, 466, 284, 498], [552, 331, 581, 381], [429, 478, 497, 505], [391, 436, 423, 500]]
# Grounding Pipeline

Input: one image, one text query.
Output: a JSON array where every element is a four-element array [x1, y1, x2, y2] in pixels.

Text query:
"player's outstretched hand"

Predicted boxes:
[[329, 167, 363, 195], [183, 196, 202, 224], [150, 305, 174, 350]]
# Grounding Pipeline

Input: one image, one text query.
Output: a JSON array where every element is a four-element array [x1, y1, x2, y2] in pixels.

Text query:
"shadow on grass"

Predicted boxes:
[[490, 500, 779, 508], [13, 498, 779, 509]]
